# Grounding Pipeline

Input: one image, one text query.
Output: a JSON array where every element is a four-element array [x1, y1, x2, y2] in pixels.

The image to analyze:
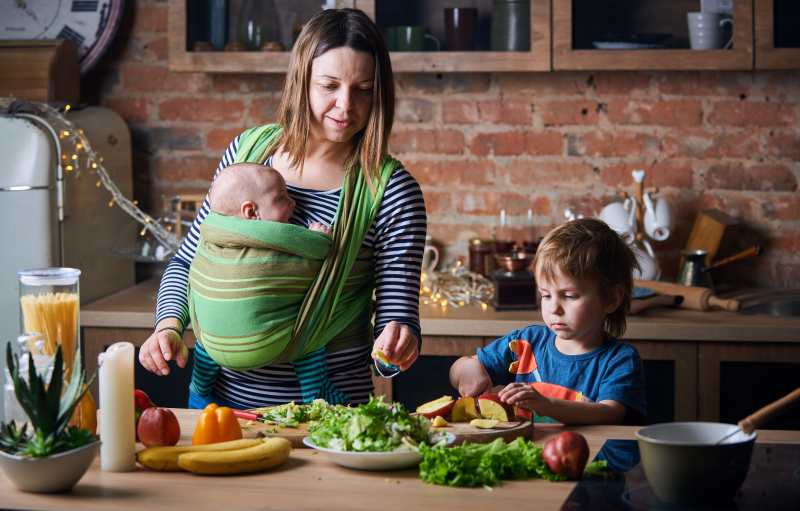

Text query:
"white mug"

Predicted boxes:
[[422, 235, 439, 273], [687, 12, 733, 50], [599, 200, 636, 244], [631, 241, 661, 281], [643, 192, 672, 242]]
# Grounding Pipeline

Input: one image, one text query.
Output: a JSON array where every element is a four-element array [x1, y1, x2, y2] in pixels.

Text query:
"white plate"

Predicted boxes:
[[302, 437, 422, 471]]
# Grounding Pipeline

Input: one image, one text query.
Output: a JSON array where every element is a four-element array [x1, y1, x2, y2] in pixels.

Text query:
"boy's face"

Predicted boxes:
[[536, 266, 618, 346], [255, 176, 295, 223]]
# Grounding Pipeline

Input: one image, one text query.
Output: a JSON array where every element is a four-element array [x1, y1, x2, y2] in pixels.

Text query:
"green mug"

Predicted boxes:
[[386, 26, 440, 51]]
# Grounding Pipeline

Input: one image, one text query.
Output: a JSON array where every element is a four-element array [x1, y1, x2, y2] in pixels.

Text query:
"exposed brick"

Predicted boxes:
[[662, 129, 762, 159], [102, 97, 150, 123], [449, 73, 492, 93], [153, 155, 221, 184], [247, 97, 281, 123], [395, 74, 447, 95], [443, 100, 479, 124], [525, 132, 564, 155], [132, 4, 169, 33], [396, 97, 435, 123], [765, 131, 800, 160], [705, 164, 797, 192], [421, 191, 454, 215], [655, 72, 750, 97], [159, 98, 246, 123], [537, 100, 600, 126], [761, 194, 800, 221], [570, 131, 659, 158], [132, 126, 202, 152], [495, 72, 590, 96], [607, 100, 703, 126], [475, 99, 531, 125], [390, 129, 465, 155], [503, 161, 596, 188], [120, 63, 211, 93], [211, 74, 285, 93], [456, 191, 531, 215], [206, 128, 246, 153], [599, 162, 693, 189], [406, 159, 495, 187], [593, 72, 652, 96], [708, 101, 795, 127]]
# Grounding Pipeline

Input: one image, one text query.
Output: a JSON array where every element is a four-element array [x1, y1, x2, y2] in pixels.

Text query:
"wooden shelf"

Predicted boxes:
[[554, 0, 754, 71], [755, 0, 800, 69], [168, 0, 549, 73]]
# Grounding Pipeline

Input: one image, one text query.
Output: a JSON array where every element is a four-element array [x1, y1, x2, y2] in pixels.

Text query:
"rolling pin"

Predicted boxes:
[[634, 279, 740, 312]]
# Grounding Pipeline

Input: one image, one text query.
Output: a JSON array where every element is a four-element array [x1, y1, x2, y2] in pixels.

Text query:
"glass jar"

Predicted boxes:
[[237, 0, 281, 51], [491, 0, 530, 51], [469, 238, 495, 277], [3, 334, 51, 424]]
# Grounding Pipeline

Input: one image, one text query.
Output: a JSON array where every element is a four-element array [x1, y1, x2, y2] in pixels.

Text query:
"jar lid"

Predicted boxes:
[[18, 267, 81, 286]]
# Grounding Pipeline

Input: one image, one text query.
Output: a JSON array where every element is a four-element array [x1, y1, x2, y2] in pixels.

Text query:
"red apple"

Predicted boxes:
[[542, 431, 590, 480], [137, 407, 181, 447], [415, 395, 456, 419], [477, 393, 513, 422], [451, 396, 480, 422], [134, 389, 154, 442]]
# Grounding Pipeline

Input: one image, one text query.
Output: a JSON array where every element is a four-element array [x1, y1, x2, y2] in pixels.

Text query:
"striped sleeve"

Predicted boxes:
[[154, 136, 241, 328], [371, 169, 427, 341]]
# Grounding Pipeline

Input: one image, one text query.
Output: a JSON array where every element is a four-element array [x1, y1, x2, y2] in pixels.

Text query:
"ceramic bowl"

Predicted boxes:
[[635, 422, 755, 505], [494, 252, 534, 273], [0, 440, 99, 493]]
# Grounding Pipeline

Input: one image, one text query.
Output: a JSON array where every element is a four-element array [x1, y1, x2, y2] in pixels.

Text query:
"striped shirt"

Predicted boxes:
[[155, 134, 427, 408]]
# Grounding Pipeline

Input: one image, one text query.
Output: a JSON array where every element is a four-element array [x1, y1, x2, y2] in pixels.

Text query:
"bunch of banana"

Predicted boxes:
[[137, 437, 291, 475]]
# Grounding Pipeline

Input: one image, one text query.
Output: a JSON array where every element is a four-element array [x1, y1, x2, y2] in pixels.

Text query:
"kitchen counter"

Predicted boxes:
[[82, 279, 800, 342], [1, 414, 798, 511]]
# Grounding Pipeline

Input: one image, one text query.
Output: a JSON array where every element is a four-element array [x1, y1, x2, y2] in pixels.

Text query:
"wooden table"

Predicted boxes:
[[2, 413, 798, 511]]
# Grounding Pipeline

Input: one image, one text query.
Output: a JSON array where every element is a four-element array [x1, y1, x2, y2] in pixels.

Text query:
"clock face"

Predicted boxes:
[[0, 0, 124, 73]]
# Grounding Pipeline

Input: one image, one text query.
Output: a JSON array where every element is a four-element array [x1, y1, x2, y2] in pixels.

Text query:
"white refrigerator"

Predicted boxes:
[[0, 106, 136, 420]]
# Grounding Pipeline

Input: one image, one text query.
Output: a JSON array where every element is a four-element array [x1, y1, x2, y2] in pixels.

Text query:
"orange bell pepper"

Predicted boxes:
[[191, 403, 243, 445]]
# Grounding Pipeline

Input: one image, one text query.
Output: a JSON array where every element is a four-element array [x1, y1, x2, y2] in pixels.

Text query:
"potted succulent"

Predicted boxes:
[[0, 343, 98, 493]]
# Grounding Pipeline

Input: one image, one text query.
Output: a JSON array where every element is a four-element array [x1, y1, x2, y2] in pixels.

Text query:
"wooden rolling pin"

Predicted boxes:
[[634, 279, 740, 312]]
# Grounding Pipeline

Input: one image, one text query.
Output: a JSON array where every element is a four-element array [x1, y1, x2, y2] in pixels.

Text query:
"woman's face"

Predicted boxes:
[[308, 47, 375, 145]]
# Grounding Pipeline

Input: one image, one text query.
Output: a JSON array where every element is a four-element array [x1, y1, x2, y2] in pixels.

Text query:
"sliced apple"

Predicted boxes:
[[469, 418, 499, 429], [450, 396, 480, 422], [415, 395, 456, 419], [478, 393, 511, 422], [431, 416, 448, 428]]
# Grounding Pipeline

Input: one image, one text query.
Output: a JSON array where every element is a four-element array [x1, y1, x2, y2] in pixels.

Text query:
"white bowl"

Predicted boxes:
[[302, 437, 423, 471], [0, 440, 99, 493]]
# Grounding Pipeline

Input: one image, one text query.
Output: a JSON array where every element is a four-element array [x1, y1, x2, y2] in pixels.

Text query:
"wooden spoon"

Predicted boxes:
[[716, 387, 800, 444]]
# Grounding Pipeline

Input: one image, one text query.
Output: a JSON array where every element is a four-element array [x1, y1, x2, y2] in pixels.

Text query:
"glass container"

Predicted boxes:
[[3, 333, 51, 425], [237, 0, 281, 51]]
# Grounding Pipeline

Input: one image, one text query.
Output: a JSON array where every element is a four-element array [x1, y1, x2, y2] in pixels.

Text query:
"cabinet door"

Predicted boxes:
[[755, 0, 800, 69], [554, 0, 754, 70], [628, 340, 698, 423]]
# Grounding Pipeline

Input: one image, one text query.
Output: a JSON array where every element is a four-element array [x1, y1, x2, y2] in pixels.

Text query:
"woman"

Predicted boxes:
[[138, 8, 426, 408]]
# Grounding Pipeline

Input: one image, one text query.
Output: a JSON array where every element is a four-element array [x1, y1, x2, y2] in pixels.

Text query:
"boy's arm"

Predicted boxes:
[[499, 383, 626, 424], [449, 356, 494, 397]]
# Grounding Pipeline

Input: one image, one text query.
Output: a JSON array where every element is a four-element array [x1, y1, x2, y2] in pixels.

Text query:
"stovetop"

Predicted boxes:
[[561, 440, 800, 511]]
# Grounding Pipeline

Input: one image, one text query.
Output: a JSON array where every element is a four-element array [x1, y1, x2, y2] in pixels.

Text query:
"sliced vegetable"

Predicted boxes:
[[192, 403, 243, 445]]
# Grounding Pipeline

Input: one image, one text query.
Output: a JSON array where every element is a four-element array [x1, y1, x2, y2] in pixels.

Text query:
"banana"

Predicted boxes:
[[137, 438, 262, 471], [177, 437, 292, 475]]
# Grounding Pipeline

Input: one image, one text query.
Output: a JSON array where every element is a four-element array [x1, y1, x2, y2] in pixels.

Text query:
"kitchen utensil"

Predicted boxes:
[[684, 209, 738, 265], [629, 294, 682, 315], [492, 253, 537, 311], [636, 422, 756, 505], [634, 279, 740, 311], [703, 244, 762, 272], [678, 249, 713, 288], [437, 420, 533, 445], [715, 387, 800, 445]]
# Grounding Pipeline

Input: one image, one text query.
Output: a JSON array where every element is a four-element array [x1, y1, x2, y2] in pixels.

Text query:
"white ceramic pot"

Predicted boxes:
[[0, 440, 99, 493]]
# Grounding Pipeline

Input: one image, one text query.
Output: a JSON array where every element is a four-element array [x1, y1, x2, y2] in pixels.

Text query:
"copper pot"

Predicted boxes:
[[494, 252, 534, 273]]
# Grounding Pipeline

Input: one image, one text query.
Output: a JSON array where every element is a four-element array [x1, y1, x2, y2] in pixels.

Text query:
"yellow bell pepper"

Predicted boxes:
[[191, 403, 243, 445]]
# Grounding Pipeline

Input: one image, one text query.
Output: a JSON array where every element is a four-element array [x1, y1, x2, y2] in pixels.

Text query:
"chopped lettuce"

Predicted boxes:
[[308, 396, 431, 452], [251, 399, 331, 428], [419, 437, 565, 487]]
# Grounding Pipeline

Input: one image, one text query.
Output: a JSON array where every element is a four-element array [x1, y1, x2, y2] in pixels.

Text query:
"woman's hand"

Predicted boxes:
[[139, 328, 189, 376], [373, 321, 419, 371], [498, 382, 547, 413]]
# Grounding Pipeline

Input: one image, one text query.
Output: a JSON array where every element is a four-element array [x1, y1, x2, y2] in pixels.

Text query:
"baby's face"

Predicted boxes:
[[255, 178, 295, 223]]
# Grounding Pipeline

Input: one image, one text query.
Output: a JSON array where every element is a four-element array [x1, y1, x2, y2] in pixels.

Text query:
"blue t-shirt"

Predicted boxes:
[[477, 325, 646, 422]]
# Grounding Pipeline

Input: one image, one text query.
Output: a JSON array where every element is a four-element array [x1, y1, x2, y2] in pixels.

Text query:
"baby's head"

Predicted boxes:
[[533, 218, 638, 339], [208, 163, 295, 222]]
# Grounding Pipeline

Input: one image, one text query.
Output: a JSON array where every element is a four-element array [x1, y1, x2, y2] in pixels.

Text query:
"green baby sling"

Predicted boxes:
[[188, 124, 400, 403]]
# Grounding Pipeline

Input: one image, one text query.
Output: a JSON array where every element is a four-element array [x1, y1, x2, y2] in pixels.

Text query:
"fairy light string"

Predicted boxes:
[[2, 98, 180, 254], [420, 259, 494, 311]]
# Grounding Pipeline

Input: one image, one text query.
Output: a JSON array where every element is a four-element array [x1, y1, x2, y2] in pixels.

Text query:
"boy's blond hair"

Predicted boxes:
[[533, 218, 638, 338]]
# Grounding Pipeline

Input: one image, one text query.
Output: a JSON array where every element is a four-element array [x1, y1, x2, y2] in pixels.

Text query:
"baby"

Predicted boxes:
[[208, 162, 330, 235], [450, 218, 647, 425]]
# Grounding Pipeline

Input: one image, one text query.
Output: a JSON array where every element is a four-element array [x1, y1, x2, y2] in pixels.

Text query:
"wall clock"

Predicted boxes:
[[0, 0, 125, 73]]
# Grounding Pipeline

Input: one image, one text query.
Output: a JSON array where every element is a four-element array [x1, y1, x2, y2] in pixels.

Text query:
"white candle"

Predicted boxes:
[[98, 341, 136, 471]]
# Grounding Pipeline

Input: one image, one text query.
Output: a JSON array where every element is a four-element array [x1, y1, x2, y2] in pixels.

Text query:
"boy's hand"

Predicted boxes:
[[499, 382, 546, 412], [139, 328, 188, 376], [450, 357, 493, 397], [458, 378, 492, 398]]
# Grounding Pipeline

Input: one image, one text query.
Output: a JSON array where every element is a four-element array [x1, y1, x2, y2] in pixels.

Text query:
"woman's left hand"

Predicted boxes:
[[373, 321, 419, 371]]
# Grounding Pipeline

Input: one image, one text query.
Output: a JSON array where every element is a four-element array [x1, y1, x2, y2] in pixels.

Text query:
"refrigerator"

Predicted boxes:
[[0, 106, 136, 420]]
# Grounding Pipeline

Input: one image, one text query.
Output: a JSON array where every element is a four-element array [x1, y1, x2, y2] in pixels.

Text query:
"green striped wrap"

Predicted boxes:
[[188, 213, 374, 370]]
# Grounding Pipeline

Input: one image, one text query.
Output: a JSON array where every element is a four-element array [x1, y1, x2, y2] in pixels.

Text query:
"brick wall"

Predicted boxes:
[[89, 1, 799, 287]]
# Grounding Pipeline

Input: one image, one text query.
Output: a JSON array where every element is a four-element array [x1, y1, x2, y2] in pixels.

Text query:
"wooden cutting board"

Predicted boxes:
[[173, 408, 310, 448], [436, 420, 534, 445]]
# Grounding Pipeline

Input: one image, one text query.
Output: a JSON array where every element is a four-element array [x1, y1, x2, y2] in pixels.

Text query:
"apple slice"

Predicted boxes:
[[478, 393, 511, 422], [431, 416, 448, 428], [451, 396, 480, 422], [469, 418, 499, 429], [415, 395, 456, 419]]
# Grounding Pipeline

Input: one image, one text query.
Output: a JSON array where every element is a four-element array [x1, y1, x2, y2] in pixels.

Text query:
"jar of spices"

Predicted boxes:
[[469, 238, 494, 277]]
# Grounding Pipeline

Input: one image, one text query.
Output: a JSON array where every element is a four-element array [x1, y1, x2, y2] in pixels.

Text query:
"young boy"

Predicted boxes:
[[208, 162, 329, 234], [450, 218, 647, 425]]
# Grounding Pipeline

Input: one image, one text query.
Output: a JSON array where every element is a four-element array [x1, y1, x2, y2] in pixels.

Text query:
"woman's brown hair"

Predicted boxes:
[[268, 8, 394, 181], [533, 218, 639, 338]]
